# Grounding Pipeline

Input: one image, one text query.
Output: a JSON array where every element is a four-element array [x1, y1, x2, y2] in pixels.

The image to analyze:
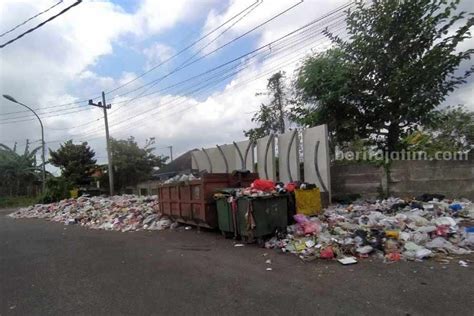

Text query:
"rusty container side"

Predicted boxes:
[[158, 173, 258, 228]]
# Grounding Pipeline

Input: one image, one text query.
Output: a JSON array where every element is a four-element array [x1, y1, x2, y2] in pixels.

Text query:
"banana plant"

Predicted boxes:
[[0, 140, 43, 196]]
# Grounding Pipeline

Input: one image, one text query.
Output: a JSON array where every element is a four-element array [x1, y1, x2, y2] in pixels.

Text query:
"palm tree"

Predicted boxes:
[[0, 140, 43, 196]]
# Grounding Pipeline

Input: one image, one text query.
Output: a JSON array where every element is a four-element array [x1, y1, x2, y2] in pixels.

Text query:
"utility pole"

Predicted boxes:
[[89, 92, 114, 196], [168, 145, 173, 161]]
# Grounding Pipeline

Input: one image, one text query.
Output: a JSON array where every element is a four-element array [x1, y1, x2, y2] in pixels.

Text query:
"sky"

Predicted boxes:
[[0, 0, 473, 175]]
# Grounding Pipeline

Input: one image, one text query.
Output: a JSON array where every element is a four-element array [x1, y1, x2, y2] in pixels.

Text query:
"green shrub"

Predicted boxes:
[[38, 177, 73, 204]]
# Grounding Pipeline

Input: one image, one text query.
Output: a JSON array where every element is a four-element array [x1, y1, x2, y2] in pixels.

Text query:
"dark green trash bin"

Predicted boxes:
[[236, 195, 288, 243], [215, 189, 239, 238]]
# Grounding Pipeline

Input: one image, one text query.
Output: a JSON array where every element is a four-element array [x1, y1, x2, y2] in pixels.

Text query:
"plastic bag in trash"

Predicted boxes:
[[449, 203, 462, 212], [356, 245, 373, 254], [434, 217, 457, 228], [293, 214, 309, 223], [320, 246, 334, 259], [302, 221, 321, 235], [425, 237, 471, 255], [459, 227, 474, 249]]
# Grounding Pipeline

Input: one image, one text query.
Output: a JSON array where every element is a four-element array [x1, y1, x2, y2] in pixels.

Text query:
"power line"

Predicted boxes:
[[0, 105, 93, 125], [0, 99, 88, 116], [111, 32, 350, 136], [0, 0, 82, 49], [46, 117, 102, 130], [105, 27, 348, 135], [22, 2, 350, 144], [0, 97, 96, 117], [0, 0, 261, 118], [0, 101, 90, 121], [51, 0, 300, 130], [44, 3, 350, 142], [0, 0, 64, 38], [77, 29, 332, 136], [0, 0, 263, 123], [102, 28, 336, 131], [102, 0, 265, 118], [0, 139, 41, 145], [176, 0, 263, 69], [104, 0, 262, 95], [0, 1, 348, 122], [67, 13, 349, 139], [109, 0, 305, 102], [15, 27, 343, 146], [97, 0, 308, 124], [108, 12, 347, 110], [101, 2, 350, 124]]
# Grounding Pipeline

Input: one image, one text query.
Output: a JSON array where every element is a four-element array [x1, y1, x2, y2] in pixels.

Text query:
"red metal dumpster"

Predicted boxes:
[[159, 173, 257, 228]]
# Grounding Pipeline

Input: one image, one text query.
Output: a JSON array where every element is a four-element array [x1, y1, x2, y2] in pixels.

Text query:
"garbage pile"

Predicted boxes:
[[163, 173, 200, 184], [265, 197, 474, 264], [8, 195, 173, 232], [217, 179, 313, 198]]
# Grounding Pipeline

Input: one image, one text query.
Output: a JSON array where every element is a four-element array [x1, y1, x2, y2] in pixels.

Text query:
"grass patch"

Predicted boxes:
[[0, 196, 39, 209]]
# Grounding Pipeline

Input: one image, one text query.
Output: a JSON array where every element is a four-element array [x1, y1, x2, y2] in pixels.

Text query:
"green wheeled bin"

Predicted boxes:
[[215, 189, 239, 238], [236, 195, 288, 245]]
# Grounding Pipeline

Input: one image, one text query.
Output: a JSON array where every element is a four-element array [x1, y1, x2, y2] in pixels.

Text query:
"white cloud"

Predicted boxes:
[[142, 43, 174, 70], [0, 0, 134, 104], [134, 0, 219, 35]]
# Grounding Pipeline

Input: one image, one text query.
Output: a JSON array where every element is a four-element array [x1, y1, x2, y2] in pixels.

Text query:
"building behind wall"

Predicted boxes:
[[135, 150, 196, 196]]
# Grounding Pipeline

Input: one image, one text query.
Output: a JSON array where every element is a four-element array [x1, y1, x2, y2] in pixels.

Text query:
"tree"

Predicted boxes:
[[49, 140, 97, 186], [244, 71, 291, 141], [292, 0, 474, 153], [290, 48, 360, 145], [0, 140, 42, 196], [403, 105, 474, 154], [108, 137, 167, 191]]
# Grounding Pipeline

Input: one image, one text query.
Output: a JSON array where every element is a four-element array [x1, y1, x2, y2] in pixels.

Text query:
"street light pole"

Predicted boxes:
[[3, 94, 46, 193]]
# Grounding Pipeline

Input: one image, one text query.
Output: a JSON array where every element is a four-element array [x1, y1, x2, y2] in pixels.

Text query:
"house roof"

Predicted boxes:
[[153, 149, 196, 177]]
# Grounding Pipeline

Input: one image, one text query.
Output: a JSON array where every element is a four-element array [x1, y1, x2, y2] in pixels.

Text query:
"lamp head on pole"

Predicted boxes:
[[3, 94, 18, 103]]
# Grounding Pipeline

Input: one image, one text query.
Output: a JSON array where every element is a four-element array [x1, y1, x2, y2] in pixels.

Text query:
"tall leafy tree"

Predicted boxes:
[[290, 48, 359, 145], [49, 140, 97, 185], [292, 0, 474, 153], [244, 71, 291, 141], [108, 137, 167, 191]]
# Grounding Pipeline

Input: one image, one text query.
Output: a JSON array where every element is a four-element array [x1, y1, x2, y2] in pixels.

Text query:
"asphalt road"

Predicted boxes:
[[1, 209, 473, 316]]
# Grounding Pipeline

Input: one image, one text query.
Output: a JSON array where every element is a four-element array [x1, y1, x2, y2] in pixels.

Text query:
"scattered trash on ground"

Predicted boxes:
[[234, 243, 245, 247], [170, 222, 180, 229], [265, 197, 473, 264], [338, 257, 358, 265], [8, 195, 172, 232], [458, 260, 469, 267]]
